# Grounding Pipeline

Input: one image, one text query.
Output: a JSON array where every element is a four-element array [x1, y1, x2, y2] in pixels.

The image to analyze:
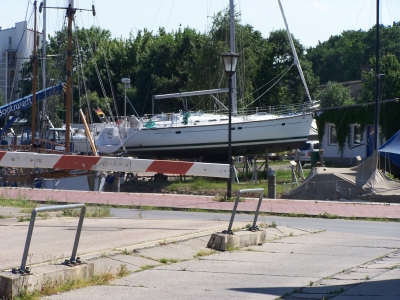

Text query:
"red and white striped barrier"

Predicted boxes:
[[0, 151, 229, 178]]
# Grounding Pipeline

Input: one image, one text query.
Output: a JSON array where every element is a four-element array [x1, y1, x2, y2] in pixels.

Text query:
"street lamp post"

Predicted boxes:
[[121, 78, 131, 137], [221, 51, 239, 199]]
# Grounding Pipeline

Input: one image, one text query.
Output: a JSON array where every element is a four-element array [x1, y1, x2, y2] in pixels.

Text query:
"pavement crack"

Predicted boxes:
[[282, 226, 322, 235], [281, 249, 400, 300], [108, 257, 141, 267], [109, 283, 148, 288]]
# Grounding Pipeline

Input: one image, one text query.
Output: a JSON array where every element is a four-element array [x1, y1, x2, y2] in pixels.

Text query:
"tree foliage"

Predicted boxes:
[[310, 22, 400, 147], [34, 9, 319, 121], [316, 81, 354, 108], [15, 8, 400, 140]]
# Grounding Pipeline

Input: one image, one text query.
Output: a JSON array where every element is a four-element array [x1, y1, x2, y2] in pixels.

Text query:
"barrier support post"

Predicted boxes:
[[223, 188, 264, 234], [14, 204, 86, 275]]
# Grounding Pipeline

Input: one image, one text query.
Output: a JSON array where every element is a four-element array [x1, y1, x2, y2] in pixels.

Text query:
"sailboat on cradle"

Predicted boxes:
[[95, 0, 319, 162]]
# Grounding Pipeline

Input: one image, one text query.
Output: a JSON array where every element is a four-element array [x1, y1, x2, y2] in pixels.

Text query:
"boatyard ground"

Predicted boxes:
[[1, 190, 400, 300]]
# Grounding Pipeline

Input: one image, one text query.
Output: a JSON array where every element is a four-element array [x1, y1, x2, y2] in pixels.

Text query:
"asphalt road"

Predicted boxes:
[[111, 208, 400, 239]]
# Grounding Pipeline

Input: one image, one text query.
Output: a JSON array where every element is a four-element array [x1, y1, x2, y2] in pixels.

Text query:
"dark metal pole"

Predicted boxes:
[[20, 210, 38, 273], [374, 0, 380, 151], [70, 205, 86, 263], [31, 1, 37, 146], [65, 4, 75, 153], [227, 74, 233, 198]]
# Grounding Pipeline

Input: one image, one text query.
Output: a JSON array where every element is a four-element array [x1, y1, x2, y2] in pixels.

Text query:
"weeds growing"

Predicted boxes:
[[159, 258, 178, 264], [63, 206, 111, 218], [14, 264, 131, 299], [194, 249, 216, 258], [136, 264, 157, 272]]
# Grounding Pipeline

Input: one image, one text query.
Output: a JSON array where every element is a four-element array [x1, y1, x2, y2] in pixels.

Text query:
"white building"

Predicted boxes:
[[0, 21, 43, 103], [320, 122, 382, 164]]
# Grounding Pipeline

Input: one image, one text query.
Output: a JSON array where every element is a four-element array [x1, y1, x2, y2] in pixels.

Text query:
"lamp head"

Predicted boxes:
[[121, 78, 131, 84], [221, 52, 239, 76]]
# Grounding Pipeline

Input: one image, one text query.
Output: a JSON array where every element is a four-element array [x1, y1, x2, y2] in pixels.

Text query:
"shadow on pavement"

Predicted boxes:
[[229, 278, 400, 298]]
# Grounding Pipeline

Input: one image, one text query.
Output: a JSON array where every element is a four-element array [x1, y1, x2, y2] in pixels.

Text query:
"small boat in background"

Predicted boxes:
[[8, 116, 28, 126]]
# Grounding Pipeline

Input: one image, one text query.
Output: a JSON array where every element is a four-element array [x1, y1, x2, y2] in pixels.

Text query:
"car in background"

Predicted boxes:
[[288, 141, 320, 165]]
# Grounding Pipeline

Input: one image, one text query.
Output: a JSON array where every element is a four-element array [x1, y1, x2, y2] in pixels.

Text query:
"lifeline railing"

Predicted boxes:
[[223, 188, 264, 235], [12, 203, 86, 274]]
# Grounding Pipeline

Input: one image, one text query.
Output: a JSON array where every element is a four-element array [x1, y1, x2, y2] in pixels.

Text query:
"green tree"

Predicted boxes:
[[359, 54, 400, 104], [306, 30, 369, 84], [253, 30, 318, 107], [358, 54, 400, 139], [316, 81, 354, 108], [307, 22, 400, 86], [46, 26, 114, 123]]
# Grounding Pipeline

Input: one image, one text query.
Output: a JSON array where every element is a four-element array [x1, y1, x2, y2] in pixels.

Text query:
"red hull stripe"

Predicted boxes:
[[0, 151, 7, 160], [53, 155, 102, 170], [146, 160, 194, 174]]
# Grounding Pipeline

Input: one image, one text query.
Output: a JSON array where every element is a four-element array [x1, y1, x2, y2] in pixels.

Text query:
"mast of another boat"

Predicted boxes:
[[31, 1, 38, 146], [41, 0, 47, 138], [374, 0, 380, 152], [229, 0, 237, 114], [277, 0, 312, 103], [65, 0, 75, 153]]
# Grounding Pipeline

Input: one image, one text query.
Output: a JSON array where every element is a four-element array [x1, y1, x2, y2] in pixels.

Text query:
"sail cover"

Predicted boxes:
[[284, 151, 400, 202]]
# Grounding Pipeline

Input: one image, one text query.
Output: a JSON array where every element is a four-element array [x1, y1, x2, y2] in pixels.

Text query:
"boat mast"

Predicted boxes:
[[31, 1, 38, 146], [65, 0, 75, 153], [229, 0, 237, 114], [374, 0, 380, 151], [277, 0, 312, 103], [42, 0, 47, 133]]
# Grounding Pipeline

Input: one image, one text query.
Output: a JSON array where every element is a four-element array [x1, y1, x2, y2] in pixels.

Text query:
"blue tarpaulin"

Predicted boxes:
[[379, 130, 400, 168]]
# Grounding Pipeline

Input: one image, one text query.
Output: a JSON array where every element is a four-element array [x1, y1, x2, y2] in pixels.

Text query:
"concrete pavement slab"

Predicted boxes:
[[0, 216, 246, 271], [110, 261, 315, 300], [274, 230, 400, 248], [290, 249, 400, 300], [268, 225, 315, 237], [333, 268, 400, 299], [91, 255, 157, 275], [2, 186, 400, 299], [300, 282, 356, 295], [137, 236, 210, 261], [291, 293, 335, 299], [331, 297, 400, 300], [362, 259, 400, 269], [0, 207, 25, 218], [29, 221, 399, 300]]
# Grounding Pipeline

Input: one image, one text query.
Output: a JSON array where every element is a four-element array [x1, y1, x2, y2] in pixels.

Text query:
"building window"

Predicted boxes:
[[329, 124, 337, 145], [7, 52, 14, 66], [8, 37, 12, 47], [351, 124, 362, 145]]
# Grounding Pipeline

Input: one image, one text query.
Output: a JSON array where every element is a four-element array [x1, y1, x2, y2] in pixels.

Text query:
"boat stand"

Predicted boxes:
[[290, 160, 304, 188], [232, 163, 239, 183]]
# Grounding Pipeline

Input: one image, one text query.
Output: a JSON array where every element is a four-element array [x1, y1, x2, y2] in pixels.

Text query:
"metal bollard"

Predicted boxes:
[[267, 168, 276, 199], [14, 204, 86, 275], [223, 188, 264, 234], [252, 157, 258, 184]]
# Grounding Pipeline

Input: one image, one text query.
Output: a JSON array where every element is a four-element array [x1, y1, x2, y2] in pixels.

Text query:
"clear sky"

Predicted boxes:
[[1, 0, 399, 48]]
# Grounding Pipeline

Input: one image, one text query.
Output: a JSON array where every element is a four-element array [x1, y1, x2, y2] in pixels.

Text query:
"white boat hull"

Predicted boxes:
[[96, 112, 314, 162]]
